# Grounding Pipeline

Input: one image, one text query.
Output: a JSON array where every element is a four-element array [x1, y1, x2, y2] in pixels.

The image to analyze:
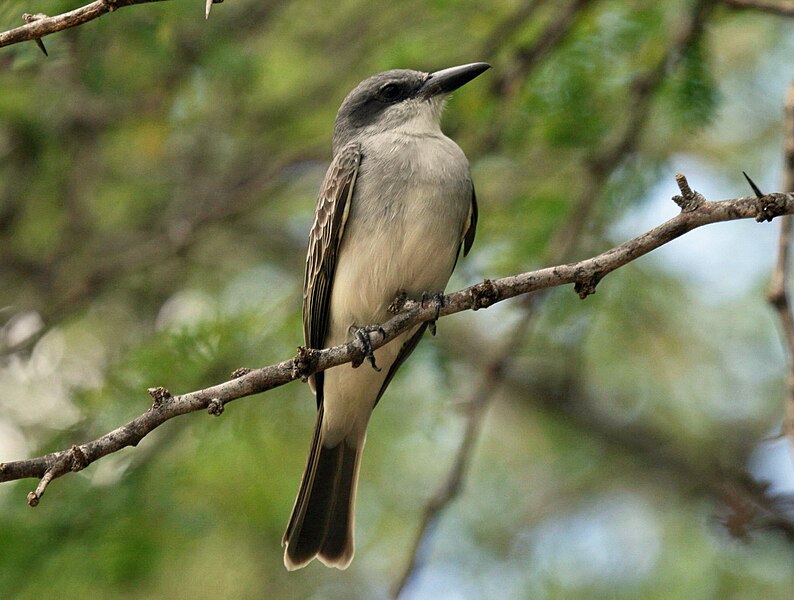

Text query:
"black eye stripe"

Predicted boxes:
[[378, 83, 403, 102]]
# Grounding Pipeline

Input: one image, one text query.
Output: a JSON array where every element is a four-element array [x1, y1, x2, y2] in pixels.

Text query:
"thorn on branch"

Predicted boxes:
[[672, 173, 705, 212], [207, 398, 224, 416], [470, 279, 499, 311], [574, 271, 601, 299], [743, 171, 764, 198], [744, 172, 788, 222], [22, 13, 48, 56], [292, 346, 318, 382], [147, 386, 172, 409], [205, 0, 224, 19], [231, 367, 252, 378]]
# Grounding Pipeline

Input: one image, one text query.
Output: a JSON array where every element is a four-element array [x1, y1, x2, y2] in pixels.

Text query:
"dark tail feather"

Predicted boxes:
[[283, 406, 362, 570]]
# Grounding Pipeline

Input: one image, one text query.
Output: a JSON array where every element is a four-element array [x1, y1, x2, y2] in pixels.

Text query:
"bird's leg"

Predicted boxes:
[[351, 325, 385, 371], [421, 292, 446, 336]]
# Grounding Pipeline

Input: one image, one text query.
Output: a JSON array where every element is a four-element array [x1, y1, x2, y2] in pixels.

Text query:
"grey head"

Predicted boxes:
[[332, 62, 490, 152]]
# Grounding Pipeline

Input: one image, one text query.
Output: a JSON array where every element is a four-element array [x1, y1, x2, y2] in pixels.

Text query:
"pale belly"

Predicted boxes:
[[320, 132, 472, 444], [325, 133, 472, 345]]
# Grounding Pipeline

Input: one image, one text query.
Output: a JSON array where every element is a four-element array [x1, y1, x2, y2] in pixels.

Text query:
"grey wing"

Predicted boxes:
[[463, 184, 478, 256], [451, 183, 479, 275], [303, 142, 361, 402]]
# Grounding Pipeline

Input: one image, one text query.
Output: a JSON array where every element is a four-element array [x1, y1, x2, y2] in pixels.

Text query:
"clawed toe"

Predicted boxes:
[[421, 292, 446, 336], [353, 325, 385, 371]]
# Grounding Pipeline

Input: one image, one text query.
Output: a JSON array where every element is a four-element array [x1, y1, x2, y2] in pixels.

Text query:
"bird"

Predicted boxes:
[[283, 61, 490, 571]]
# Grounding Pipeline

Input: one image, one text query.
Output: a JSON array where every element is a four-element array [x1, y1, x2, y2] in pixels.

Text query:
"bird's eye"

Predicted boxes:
[[378, 83, 402, 102]]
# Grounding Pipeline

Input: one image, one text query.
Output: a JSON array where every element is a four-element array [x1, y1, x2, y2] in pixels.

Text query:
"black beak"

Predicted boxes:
[[421, 62, 491, 97]]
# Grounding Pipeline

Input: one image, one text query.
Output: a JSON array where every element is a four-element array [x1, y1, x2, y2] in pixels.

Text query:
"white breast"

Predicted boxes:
[[325, 132, 472, 346]]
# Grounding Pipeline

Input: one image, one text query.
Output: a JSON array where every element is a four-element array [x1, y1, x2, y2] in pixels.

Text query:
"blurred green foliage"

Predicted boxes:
[[2, 0, 794, 598]]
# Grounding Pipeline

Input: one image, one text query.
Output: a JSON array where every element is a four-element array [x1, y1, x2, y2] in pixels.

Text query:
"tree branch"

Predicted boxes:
[[500, 367, 794, 543], [391, 355, 505, 599], [393, 4, 716, 593], [768, 82, 794, 441], [0, 0, 169, 51], [722, 0, 794, 16], [1, 175, 793, 506]]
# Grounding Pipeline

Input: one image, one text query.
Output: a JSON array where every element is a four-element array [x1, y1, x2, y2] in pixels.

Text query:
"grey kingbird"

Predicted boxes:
[[283, 61, 490, 571]]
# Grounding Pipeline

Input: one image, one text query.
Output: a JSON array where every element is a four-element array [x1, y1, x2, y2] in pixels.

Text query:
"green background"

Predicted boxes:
[[2, 0, 794, 598]]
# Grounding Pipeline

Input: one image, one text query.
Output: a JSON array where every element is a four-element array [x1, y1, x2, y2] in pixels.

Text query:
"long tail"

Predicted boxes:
[[283, 405, 363, 571]]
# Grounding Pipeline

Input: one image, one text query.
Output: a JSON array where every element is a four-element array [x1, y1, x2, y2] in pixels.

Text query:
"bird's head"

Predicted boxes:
[[332, 62, 490, 151]]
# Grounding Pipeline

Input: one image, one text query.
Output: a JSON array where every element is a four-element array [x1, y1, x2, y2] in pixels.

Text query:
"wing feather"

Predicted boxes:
[[303, 143, 361, 403], [463, 184, 478, 256]]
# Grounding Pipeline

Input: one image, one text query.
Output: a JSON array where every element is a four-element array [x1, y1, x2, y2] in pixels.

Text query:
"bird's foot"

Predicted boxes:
[[352, 325, 385, 371], [421, 292, 446, 336]]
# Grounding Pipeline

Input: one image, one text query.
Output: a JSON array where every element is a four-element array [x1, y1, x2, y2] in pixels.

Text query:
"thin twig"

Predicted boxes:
[[391, 4, 716, 594], [722, 0, 794, 16], [390, 359, 505, 598], [768, 82, 794, 440], [501, 367, 794, 542], [1, 177, 792, 501], [0, 0, 169, 50], [550, 0, 714, 261], [769, 215, 794, 438]]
